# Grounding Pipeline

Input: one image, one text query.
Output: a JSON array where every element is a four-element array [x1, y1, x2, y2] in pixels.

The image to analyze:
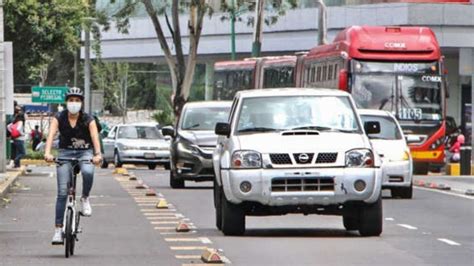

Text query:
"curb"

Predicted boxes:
[[414, 179, 474, 196], [0, 167, 26, 199]]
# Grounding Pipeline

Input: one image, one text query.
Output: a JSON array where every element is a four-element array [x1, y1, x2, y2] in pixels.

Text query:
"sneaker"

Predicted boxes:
[[81, 197, 92, 216], [51, 228, 63, 245]]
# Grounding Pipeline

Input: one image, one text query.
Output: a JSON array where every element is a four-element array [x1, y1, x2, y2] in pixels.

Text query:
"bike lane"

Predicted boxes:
[[0, 166, 178, 266]]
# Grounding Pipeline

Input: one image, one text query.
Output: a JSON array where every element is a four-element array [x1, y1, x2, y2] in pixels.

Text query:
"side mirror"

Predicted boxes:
[[215, 122, 231, 137], [364, 121, 380, 135], [161, 126, 175, 138]]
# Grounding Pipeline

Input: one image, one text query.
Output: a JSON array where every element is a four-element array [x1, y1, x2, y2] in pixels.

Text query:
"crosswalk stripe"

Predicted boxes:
[[153, 226, 176, 230], [175, 255, 201, 259], [170, 246, 208, 251], [151, 221, 179, 224]]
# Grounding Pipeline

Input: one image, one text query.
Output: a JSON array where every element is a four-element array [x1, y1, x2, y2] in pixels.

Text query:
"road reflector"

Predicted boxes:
[[201, 248, 223, 264], [136, 180, 147, 189], [176, 221, 191, 232], [146, 189, 157, 196], [156, 199, 168, 209]]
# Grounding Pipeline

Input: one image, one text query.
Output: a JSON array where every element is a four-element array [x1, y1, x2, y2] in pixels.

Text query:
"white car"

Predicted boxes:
[[213, 88, 383, 237], [359, 109, 413, 199], [103, 122, 171, 170]]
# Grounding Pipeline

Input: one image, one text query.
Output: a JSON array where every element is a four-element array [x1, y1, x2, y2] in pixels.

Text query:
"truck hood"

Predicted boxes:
[[235, 132, 370, 154]]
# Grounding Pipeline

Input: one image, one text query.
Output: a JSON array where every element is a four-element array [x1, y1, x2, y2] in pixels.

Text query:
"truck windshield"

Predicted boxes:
[[236, 96, 361, 134]]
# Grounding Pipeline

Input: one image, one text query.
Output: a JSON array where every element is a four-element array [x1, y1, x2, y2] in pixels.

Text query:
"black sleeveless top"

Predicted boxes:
[[55, 111, 94, 150]]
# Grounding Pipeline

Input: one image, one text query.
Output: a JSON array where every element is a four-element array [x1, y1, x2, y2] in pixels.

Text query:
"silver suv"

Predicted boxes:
[[213, 88, 383, 236]]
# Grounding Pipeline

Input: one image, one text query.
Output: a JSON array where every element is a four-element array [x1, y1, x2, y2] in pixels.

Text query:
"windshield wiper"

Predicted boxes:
[[238, 127, 280, 133], [183, 123, 200, 130], [291, 126, 357, 133]]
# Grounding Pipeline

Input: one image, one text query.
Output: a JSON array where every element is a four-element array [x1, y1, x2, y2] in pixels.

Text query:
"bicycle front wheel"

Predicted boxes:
[[65, 208, 73, 258]]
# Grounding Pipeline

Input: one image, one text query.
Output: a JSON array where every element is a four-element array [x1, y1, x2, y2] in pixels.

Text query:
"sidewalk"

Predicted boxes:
[[0, 167, 26, 199], [413, 174, 474, 196]]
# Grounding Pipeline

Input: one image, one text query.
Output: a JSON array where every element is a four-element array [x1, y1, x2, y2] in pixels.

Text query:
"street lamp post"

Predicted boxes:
[[230, 0, 236, 60]]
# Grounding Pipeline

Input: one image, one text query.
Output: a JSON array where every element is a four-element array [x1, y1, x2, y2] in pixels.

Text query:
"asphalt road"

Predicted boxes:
[[1, 166, 473, 266]]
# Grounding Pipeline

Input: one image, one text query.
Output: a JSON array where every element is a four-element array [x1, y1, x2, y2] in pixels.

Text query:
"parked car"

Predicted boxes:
[[103, 122, 170, 170], [213, 88, 383, 236], [162, 101, 232, 188], [359, 109, 413, 199]]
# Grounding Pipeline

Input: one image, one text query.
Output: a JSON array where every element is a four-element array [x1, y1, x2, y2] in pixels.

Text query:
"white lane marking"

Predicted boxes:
[[153, 226, 175, 230], [175, 255, 201, 259], [415, 186, 474, 200], [385, 218, 395, 221], [146, 216, 180, 220], [199, 237, 212, 244], [151, 221, 179, 224], [90, 203, 117, 207], [140, 208, 176, 212], [170, 246, 208, 251], [160, 231, 197, 235], [397, 224, 418, 230], [165, 238, 202, 242], [143, 212, 178, 216], [438, 238, 461, 246]]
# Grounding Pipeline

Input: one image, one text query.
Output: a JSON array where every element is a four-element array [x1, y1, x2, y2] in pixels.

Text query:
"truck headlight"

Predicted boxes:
[[232, 150, 262, 169], [345, 149, 374, 167], [177, 142, 200, 155]]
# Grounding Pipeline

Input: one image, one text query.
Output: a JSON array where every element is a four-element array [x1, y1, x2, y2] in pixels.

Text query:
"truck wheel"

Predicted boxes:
[[343, 213, 359, 231], [391, 183, 413, 199], [169, 170, 184, 189], [358, 195, 383, 237], [214, 180, 222, 230], [148, 164, 157, 170], [164, 163, 171, 170], [221, 189, 245, 236]]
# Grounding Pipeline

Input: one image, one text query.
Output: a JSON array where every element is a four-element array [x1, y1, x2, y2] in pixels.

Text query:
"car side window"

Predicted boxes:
[[108, 126, 117, 139]]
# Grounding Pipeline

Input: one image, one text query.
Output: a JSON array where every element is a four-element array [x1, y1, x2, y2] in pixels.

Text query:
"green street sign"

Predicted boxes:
[[31, 86, 69, 103]]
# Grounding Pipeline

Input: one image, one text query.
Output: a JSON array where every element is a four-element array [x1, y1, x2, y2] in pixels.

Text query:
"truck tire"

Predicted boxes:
[[391, 183, 413, 199], [413, 163, 429, 175], [214, 179, 222, 230], [358, 195, 383, 237], [221, 189, 245, 236], [343, 214, 359, 231]]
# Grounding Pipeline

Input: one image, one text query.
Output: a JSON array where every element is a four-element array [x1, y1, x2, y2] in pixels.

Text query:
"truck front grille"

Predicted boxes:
[[271, 177, 335, 192], [269, 153, 292, 165]]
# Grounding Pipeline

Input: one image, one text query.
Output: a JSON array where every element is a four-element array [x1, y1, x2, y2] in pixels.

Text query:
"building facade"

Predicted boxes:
[[95, 0, 474, 131]]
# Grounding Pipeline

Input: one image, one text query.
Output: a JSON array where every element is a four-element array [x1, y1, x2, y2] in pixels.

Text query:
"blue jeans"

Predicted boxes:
[[55, 149, 94, 226], [13, 139, 25, 167]]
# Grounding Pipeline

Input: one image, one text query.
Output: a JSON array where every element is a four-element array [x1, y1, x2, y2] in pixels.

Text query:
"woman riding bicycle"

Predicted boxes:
[[44, 87, 102, 244]]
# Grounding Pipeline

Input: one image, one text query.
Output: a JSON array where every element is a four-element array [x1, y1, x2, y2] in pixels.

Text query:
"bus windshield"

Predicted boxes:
[[351, 61, 443, 121]]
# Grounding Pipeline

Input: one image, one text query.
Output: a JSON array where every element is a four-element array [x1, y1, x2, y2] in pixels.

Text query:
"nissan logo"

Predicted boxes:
[[298, 153, 310, 163]]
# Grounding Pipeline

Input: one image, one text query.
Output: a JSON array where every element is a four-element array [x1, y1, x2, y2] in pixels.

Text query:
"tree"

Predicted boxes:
[[112, 0, 297, 120], [3, 0, 88, 86]]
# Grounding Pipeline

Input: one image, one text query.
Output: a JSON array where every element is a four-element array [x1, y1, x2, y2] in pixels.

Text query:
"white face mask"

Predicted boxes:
[[67, 102, 82, 114]]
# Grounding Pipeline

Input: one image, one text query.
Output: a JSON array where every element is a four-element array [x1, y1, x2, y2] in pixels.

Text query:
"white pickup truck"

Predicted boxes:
[[213, 88, 383, 236]]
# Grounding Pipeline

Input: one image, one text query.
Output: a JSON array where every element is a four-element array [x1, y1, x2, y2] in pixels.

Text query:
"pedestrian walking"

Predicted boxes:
[[449, 134, 465, 162], [7, 107, 26, 168], [30, 125, 43, 151]]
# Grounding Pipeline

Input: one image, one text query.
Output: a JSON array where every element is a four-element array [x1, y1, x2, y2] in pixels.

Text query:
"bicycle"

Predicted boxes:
[[54, 157, 91, 258]]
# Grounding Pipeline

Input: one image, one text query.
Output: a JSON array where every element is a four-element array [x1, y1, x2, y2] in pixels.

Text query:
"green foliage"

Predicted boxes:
[[152, 108, 174, 126], [4, 0, 88, 85]]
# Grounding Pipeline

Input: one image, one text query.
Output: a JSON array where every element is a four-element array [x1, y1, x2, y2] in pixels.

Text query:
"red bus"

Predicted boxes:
[[302, 26, 447, 174], [213, 55, 303, 100]]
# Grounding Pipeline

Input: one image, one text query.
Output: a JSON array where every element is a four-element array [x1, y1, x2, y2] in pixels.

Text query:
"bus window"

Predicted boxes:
[[334, 64, 338, 80], [328, 65, 333, 80], [317, 66, 321, 82], [263, 66, 295, 88], [323, 65, 327, 81]]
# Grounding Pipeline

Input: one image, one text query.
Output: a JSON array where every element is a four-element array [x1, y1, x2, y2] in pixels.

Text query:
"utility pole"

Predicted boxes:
[[84, 20, 91, 113], [315, 0, 328, 45], [230, 0, 236, 60], [251, 0, 265, 57], [0, 0, 5, 174]]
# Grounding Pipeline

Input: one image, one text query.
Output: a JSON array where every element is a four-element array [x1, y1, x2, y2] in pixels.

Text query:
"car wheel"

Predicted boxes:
[[220, 187, 245, 236], [169, 170, 184, 189], [114, 151, 123, 168], [164, 163, 171, 170], [358, 195, 383, 237], [101, 159, 109, 169], [214, 179, 222, 230], [391, 183, 413, 199], [148, 164, 157, 170]]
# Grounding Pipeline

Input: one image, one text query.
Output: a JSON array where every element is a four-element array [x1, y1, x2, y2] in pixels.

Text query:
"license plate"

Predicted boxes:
[[144, 153, 155, 159]]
